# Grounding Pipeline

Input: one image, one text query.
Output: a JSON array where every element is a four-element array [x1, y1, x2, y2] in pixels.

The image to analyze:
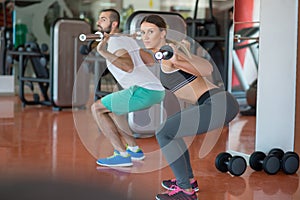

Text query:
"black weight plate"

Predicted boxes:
[[249, 151, 266, 171], [284, 151, 299, 159], [263, 155, 281, 175], [215, 152, 232, 173], [159, 45, 174, 60], [268, 148, 284, 159], [282, 152, 299, 174], [228, 156, 247, 176]]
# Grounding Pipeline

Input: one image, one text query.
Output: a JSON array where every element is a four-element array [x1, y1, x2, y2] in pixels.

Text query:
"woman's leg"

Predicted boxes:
[[156, 115, 195, 189], [156, 91, 239, 189]]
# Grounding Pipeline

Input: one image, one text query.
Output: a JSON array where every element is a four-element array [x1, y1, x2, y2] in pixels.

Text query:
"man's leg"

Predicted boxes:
[[91, 99, 133, 167], [109, 113, 136, 147], [110, 113, 145, 161], [91, 99, 125, 152]]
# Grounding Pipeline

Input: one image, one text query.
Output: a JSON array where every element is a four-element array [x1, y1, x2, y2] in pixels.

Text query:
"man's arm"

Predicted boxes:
[[139, 49, 155, 67], [97, 34, 134, 72]]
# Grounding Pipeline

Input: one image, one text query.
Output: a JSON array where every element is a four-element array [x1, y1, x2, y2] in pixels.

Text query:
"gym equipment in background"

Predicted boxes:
[[186, 0, 227, 89], [1, 0, 41, 75], [233, 26, 259, 116], [6, 42, 51, 107], [6, 19, 91, 110], [50, 18, 91, 111]]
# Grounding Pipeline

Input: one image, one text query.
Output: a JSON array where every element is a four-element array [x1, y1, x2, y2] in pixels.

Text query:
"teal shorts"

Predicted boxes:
[[101, 85, 165, 115]]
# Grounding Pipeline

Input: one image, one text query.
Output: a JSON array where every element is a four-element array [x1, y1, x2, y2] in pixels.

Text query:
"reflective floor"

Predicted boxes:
[[0, 95, 299, 200]]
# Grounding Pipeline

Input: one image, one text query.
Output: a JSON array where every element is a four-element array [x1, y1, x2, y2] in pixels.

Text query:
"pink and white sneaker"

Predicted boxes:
[[161, 178, 199, 192], [156, 185, 198, 200]]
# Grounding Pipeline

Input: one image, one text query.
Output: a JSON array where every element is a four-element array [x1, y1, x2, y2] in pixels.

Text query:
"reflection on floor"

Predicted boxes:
[[0, 95, 299, 200]]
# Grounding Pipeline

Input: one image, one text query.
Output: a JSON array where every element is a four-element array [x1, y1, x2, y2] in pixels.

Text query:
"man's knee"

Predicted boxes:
[[91, 100, 110, 114]]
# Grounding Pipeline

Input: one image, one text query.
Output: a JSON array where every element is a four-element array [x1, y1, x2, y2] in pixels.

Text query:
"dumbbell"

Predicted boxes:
[[154, 45, 174, 60], [268, 148, 299, 175], [215, 152, 247, 176], [272, 148, 300, 174], [249, 148, 282, 175]]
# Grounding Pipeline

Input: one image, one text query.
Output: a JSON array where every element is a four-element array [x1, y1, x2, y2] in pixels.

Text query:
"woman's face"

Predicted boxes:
[[140, 22, 166, 50]]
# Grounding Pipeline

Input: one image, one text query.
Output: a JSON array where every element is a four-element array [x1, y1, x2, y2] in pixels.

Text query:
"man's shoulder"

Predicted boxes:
[[110, 35, 138, 47], [112, 35, 134, 41]]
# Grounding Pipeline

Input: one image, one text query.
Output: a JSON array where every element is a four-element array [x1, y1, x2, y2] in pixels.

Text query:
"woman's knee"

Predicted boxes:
[[155, 129, 162, 140], [226, 95, 240, 123], [155, 127, 171, 147]]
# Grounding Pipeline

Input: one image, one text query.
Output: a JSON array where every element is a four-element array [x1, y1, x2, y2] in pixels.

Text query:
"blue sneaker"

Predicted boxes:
[[126, 147, 145, 161], [96, 150, 133, 167]]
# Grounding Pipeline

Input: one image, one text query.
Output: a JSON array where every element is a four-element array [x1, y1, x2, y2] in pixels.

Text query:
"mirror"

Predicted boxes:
[[227, 0, 260, 156]]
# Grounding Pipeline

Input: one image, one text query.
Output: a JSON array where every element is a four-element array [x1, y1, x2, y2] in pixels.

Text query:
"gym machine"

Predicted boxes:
[[5, 18, 91, 110]]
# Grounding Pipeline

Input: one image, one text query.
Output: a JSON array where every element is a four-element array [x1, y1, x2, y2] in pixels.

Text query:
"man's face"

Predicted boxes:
[[97, 11, 113, 33]]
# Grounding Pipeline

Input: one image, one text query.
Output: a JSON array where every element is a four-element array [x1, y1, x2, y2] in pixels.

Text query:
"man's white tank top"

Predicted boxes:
[[106, 36, 164, 91]]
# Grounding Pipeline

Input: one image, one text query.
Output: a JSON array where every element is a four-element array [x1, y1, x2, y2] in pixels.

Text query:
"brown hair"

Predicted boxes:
[[140, 14, 191, 58], [140, 14, 167, 31]]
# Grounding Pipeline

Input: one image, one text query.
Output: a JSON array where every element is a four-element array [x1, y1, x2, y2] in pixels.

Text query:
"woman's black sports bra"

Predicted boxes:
[[145, 48, 197, 92], [160, 68, 197, 92]]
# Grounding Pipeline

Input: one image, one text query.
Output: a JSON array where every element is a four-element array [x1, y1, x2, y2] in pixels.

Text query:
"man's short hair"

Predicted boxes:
[[101, 8, 120, 28]]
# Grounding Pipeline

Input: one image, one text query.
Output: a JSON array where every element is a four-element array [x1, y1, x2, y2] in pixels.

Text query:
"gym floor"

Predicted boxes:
[[0, 95, 299, 200]]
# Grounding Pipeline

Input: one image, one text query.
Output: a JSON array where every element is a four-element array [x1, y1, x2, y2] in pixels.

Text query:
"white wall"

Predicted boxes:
[[256, 0, 298, 152]]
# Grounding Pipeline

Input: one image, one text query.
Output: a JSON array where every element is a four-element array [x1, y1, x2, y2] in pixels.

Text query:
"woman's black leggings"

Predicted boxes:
[[155, 88, 240, 189]]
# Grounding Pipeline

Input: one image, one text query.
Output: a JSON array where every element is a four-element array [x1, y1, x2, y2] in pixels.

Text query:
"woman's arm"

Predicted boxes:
[[168, 43, 213, 77]]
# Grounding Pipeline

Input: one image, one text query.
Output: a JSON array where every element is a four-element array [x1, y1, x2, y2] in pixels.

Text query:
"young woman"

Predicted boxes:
[[140, 15, 240, 200]]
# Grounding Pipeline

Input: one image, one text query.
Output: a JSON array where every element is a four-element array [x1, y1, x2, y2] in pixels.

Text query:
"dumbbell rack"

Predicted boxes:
[[6, 49, 52, 107]]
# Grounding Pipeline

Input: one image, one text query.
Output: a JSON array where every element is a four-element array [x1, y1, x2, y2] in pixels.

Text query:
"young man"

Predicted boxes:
[[91, 9, 165, 167]]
